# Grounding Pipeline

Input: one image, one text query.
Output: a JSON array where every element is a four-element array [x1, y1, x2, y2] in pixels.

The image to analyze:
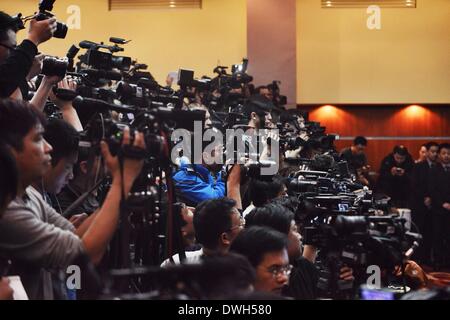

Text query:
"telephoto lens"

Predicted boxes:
[[41, 56, 69, 78]]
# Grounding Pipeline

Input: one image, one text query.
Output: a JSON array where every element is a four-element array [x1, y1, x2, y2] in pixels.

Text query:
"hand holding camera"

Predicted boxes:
[[26, 54, 44, 81], [49, 76, 77, 106], [100, 126, 146, 197], [27, 17, 56, 46]]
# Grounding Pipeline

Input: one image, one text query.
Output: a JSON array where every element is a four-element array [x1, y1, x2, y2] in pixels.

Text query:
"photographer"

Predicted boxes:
[[243, 175, 287, 217], [256, 85, 273, 101], [245, 204, 353, 299], [0, 99, 145, 299], [57, 146, 102, 218], [29, 118, 88, 229], [377, 145, 414, 208], [27, 119, 84, 300], [0, 11, 56, 98], [161, 198, 243, 266], [47, 77, 83, 132], [340, 136, 370, 186], [227, 96, 276, 210], [173, 142, 225, 207], [230, 226, 290, 295]]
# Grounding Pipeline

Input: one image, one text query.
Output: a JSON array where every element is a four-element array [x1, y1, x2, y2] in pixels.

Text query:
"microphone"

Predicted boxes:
[[79, 40, 98, 49], [110, 37, 128, 44], [73, 96, 137, 114]]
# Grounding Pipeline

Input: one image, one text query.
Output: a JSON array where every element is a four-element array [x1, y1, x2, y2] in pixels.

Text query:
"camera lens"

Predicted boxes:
[[54, 22, 68, 39], [41, 56, 68, 78]]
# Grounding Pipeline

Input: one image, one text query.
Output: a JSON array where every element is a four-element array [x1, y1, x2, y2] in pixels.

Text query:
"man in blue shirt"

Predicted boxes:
[[173, 155, 225, 207]]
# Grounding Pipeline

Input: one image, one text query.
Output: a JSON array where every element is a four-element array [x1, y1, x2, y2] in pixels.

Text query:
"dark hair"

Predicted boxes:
[[44, 119, 79, 167], [194, 198, 237, 250], [393, 145, 409, 157], [199, 253, 256, 298], [242, 95, 272, 117], [256, 86, 268, 93], [0, 99, 47, 151], [73, 146, 90, 176], [353, 136, 367, 146], [230, 226, 288, 268], [438, 143, 450, 153], [245, 204, 294, 235], [424, 142, 439, 151], [0, 12, 17, 41], [249, 175, 285, 207], [311, 154, 335, 171], [0, 143, 18, 212]]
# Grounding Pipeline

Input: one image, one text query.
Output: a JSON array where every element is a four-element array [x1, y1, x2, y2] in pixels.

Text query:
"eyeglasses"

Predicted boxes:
[[267, 264, 293, 279]]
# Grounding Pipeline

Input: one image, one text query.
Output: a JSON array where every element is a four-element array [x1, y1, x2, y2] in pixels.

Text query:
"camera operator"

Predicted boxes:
[[227, 96, 276, 210], [428, 143, 450, 269], [244, 95, 275, 132], [173, 141, 225, 207], [27, 119, 85, 300], [230, 226, 290, 295], [57, 146, 102, 218], [256, 85, 273, 101], [340, 136, 370, 186], [29, 119, 86, 219], [0, 11, 56, 99], [411, 142, 439, 264], [242, 175, 287, 217], [161, 198, 243, 266], [48, 77, 84, 132], [187, 103, 213, 129], [245, 204, 353, 299], [377, 145, 414, 208], [0, 99, 146, 299]]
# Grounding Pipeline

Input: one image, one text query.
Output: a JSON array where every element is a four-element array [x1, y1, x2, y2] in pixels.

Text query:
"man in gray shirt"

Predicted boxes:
[[0, 99, 146, 299]]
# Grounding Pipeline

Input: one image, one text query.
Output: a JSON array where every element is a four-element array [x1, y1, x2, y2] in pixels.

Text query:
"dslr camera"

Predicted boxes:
[[36, 0, 68, 39]]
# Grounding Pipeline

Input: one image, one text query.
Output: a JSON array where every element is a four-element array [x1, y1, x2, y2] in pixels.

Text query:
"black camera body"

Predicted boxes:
[[41, 56, 68, 78], [36, 0, 68, 39]]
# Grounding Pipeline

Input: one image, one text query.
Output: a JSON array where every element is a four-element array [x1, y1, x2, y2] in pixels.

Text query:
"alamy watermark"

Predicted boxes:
[[66, 265, 81, 290], [170, 121, 280, 176]]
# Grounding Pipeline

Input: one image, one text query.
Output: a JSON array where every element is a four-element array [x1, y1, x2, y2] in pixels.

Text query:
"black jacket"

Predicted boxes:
[[411, 161, 434, 205], [377, 153, 414, 204], [428, 164, 450, 213], [283, 257, 319, 300], [0, 39, 37, 98]]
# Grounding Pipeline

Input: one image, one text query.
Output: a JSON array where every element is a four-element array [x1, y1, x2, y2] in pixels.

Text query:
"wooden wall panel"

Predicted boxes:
[[299, 104, 450, 172]]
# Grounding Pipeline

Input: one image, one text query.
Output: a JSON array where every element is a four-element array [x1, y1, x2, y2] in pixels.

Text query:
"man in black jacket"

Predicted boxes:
[[428, 143, 450, 269], [377, 145, 414, 208], [0, 11, 56, 98], [411, 142, 439, 264]]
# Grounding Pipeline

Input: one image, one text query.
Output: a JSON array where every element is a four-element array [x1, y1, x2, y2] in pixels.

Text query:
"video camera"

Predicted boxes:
[[78, 38, 132, 71]]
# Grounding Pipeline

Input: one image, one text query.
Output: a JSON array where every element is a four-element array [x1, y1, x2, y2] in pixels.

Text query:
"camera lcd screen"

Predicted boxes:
[[361, 288, 395, 300]]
